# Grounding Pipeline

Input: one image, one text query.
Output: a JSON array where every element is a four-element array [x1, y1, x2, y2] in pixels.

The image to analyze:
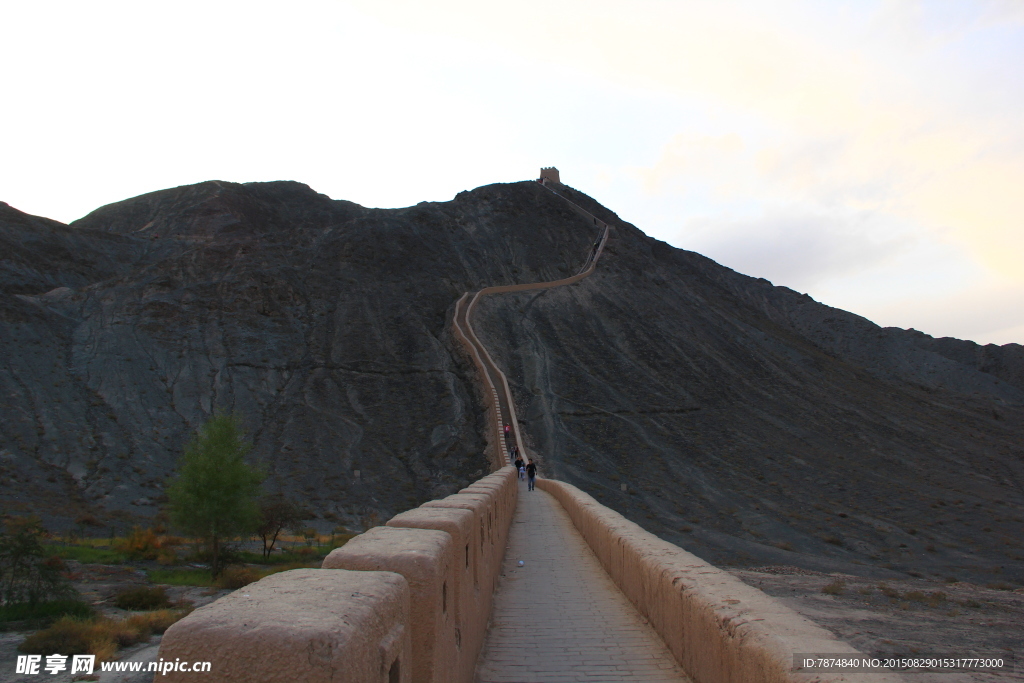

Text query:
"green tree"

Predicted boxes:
[[0, 515, 74, 606], [166, 414, 264, 578]]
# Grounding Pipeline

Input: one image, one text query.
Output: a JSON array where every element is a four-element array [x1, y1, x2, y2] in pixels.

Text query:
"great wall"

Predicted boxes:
[[154, 173, 904, 682]]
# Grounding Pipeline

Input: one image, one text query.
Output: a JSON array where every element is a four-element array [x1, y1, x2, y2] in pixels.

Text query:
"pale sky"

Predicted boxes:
[[3, 0, 1022, 345]]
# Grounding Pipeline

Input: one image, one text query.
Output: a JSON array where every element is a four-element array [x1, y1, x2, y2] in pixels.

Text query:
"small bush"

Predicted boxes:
[[127, 608, 191, 634], [878, 583, 901, 599], [0, 516, 76, 605], [18, 617, 116, 662], [18, 610, 192, 661], [112, 527, 162, 560], [93, 617, 150, 647], [156, 548, 178, 565], [904, 590, 927, 602], [114, 586, 171, 611], [986, 581, 1017, 591], [822, 579, 846, 595], [216, 566, 260, 590]]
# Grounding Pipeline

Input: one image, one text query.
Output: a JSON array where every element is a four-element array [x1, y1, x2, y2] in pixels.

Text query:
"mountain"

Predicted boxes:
[[1, 181, 1021, 585]]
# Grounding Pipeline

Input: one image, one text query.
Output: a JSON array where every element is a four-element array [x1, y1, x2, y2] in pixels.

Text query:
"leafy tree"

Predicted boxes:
[[0, 515, 74, 606], [255, 495, 307, 560], [166, 414, 264, 578]]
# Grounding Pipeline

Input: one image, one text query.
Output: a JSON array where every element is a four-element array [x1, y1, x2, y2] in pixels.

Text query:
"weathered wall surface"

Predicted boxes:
[[157, 568, 412, 682], [536, 477, 904, 683], [157, 466, 519, 683]]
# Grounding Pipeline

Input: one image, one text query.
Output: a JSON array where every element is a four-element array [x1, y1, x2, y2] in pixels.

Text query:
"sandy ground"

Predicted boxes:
[[730, 566, 1023, 682]]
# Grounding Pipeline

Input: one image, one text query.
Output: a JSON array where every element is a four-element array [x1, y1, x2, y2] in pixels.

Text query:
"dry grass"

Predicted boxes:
[[216, 566, 261, 589], [18, 608, 191, 661], [822, 579, 846, 595]]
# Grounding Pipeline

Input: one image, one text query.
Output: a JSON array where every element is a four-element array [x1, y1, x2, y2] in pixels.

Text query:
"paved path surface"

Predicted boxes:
[[477, 479, 691, 683]]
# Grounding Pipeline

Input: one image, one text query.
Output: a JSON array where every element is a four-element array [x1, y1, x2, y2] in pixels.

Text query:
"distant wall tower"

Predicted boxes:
[[539, 167, 560, 184]]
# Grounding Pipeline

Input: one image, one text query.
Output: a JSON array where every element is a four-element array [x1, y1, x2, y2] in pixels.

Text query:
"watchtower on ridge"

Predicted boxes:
[[539, 167, 560, 184]]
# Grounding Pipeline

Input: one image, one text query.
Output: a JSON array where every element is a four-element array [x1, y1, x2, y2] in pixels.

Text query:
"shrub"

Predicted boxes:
[[216, 566, 260, 590], [18, 617, 117, 662], [113, 527, 162, 560], [114, 586, 171, 611], [822, 579, 846, 595], [878, 583, 901, 599], [127, 607, 191, 634], [156, 548, 178, 566], [0, 516, 76, 605], [986, 581, 1017, 591], [19, 609, 192, 661], [93, 616, 151, 647]]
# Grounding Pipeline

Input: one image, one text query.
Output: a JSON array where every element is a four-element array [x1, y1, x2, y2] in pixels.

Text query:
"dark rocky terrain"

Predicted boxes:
[[2, 180, 1022, 588]]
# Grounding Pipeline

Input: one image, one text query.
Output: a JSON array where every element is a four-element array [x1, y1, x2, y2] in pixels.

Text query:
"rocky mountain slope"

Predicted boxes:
[[1, 181, 1021, 585]]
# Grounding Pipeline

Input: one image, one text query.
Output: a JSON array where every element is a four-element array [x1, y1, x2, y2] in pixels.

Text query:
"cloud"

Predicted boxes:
[[678, 209, 914, 290], [860, 278, 1024, 345]]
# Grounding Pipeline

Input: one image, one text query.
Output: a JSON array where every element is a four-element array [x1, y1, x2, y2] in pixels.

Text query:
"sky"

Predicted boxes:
[[3, 0, 1022, 345]]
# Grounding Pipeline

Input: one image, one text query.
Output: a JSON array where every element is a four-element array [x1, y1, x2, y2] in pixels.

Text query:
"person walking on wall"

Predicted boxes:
[[514, 455, 524, 480], [526, 460, 537, 491]]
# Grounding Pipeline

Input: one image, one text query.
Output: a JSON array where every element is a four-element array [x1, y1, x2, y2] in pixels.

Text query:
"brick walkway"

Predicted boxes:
[[476, 479, 691, 682]]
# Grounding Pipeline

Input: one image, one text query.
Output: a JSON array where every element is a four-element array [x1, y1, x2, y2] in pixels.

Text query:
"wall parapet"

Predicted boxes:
[[158, 466, 519, 682], [535, 478, 905, 683]]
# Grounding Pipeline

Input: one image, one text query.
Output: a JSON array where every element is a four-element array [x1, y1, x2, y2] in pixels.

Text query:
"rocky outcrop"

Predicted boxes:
[[2, 180, 1021, 585], [471, 184, 1024, 583], [0, 181, 598, 532]]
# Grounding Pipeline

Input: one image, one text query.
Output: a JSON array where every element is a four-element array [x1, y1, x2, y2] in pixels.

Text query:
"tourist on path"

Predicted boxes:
[[525, 460, 537, 491], [514, 455, 524, 480]]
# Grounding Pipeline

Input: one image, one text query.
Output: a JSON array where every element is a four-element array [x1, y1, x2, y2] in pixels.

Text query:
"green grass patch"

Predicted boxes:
[[0, 600, 94, 624], [147, 569, 214, 587], [51, 545, 128, 564]]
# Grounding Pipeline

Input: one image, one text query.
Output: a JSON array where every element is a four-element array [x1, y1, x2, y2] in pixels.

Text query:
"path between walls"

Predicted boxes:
[[454, 184, 688, 681], [451, 180, 609, 470], [477, 478, 691, 683]]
